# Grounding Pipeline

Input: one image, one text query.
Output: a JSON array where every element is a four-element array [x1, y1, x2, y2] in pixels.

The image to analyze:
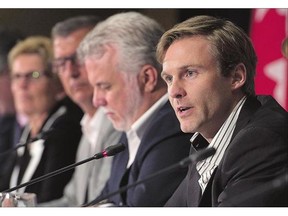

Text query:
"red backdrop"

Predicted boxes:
[[250, 9, 288, 111]]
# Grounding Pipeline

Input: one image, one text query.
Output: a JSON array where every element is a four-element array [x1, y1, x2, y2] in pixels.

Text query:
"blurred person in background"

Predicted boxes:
[[0, 36, 83, 204], [0, 26, 26, 153], [39, 15, 122, 207], [0, 27, 27, 189]]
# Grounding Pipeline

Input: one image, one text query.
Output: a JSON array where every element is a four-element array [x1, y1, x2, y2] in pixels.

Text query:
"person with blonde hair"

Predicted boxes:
[[0, 36, 83, 203]]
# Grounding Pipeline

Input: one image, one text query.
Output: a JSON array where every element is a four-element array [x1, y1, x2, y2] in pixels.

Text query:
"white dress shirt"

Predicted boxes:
[[9, 106, 67, 193], [126, 94, 168, 168], [39, 107, 122, 206], [80, 110, 102, 156]]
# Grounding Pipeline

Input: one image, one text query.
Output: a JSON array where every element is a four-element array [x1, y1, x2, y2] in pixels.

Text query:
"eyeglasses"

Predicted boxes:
[[53, 53, 80, 74], [11, 71, 50, 82]]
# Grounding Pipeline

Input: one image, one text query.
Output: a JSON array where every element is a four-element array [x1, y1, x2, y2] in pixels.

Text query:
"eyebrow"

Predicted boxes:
[[161, 64, 198, 76]]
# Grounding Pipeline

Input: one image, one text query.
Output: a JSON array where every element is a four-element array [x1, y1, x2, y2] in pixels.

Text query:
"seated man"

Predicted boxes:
[[156, 15, 288, 207], [78, 12, 193, 207], [38, 15, 122, 207]]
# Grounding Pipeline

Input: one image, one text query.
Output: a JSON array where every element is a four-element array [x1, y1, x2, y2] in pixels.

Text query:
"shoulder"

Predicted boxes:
[[234, 95, 287, 140], [0, 114, 16, 132], [246, 96, 287, 138], [148, 101, 182, 134], [219, 97, 288, 179], [137, 101, 192, 160], [218, 95, 287, 173], [56, 96, 84, 122]]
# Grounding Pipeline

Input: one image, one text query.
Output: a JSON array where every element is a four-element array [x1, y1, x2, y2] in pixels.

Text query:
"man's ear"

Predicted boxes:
[[139, 65, 158, 92], [231, 63, 246, 90]]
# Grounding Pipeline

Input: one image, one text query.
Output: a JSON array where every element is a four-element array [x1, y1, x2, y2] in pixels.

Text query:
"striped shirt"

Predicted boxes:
[[191, 96, 247, 193]]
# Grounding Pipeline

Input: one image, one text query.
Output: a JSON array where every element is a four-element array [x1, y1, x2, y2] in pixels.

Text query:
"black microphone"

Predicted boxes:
[[82, 147, 216, 207], [27, 128, 55, 143], [0, 128, 55, 158], [2, 143, 126, 193]]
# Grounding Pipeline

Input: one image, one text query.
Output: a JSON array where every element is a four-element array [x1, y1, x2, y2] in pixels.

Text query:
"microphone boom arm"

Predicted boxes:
[[1, 143, 125, 193], [82, 147, 216, 207]]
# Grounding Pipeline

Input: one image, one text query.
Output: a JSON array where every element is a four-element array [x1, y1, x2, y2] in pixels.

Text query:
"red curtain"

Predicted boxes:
[[250, 9, 288, 111]]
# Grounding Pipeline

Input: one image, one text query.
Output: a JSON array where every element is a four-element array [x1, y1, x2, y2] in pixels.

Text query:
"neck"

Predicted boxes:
[[133, 89, 167, 125], [80, 103, 97, 118], [29, 113, 48, 137]]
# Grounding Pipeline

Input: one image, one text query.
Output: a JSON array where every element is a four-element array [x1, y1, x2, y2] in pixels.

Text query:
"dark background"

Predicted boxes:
[[0, 9, 252, 37]]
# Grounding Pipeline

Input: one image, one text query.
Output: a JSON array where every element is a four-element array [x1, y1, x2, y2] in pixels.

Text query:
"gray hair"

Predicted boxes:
[[157, 15, 257, 97], [78, 12, 164, 76], [51, 15, 101, 38]]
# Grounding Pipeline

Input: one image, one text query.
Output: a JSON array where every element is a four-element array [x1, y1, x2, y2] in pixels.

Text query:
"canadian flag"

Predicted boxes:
[[250, 9, 288, 111]]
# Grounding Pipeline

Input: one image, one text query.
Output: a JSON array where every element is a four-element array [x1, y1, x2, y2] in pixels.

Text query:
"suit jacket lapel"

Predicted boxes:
[[232, 96, 261, 141], [199, 96, 261, 206]]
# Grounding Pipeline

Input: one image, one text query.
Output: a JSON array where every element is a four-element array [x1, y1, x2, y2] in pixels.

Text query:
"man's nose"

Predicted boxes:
[[92, 89, 107, 108], [169, 80, 186, 99], [65, 61, 81, 78]]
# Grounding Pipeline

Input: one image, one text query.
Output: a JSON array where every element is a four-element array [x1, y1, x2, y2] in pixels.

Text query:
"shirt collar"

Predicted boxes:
[[80, 108, 102, 146], [126, 94, 168, 168], [191, 96, 247, 192], [128, 93, 168, 138]]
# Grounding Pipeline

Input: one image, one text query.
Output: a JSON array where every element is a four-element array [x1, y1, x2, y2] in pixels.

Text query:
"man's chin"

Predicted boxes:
[[180, 124, 193, 134], [70, 94, 89, 104]]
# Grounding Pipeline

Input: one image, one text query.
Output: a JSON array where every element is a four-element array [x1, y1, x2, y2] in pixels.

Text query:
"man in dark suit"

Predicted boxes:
[[77, 12, 192, 206], [156, 15, 288, 206]]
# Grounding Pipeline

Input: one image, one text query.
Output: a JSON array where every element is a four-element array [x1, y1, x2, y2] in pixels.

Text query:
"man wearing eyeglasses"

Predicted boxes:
[[39, 15, 122, 207]]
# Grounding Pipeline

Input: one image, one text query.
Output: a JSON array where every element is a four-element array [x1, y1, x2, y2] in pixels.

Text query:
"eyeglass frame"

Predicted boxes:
[[52, 53, 81, 74], [10, 70, 52, 83]]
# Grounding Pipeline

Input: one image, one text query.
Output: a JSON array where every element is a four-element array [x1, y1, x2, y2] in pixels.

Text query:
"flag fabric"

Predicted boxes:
[[250, 9, 288, 111]]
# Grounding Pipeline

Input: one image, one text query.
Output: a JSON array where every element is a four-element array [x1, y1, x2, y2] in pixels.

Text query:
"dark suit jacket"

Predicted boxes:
[[0, 114, 22, 152], [0, 115, 24, 190], [97, 101, 192, 207], [165, 95, 288, 207], [0, 97, 83, 203]]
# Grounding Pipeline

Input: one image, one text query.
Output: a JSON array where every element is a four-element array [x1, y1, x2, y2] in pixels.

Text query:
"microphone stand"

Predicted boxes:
[[82, 147, 216, 207], [0, 128, 54, 158], [2, 143, 125, 193]]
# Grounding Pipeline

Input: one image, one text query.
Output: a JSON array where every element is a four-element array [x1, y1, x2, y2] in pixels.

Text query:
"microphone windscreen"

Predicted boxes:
[[104, 143, 126, 157]]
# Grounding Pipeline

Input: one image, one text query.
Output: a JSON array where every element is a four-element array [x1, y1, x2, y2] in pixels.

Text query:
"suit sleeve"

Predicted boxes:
[[35, 117, 82, 203], [215, 127, 288, 207], [165, 170, 189, 207], [126, 132, 191, 207]]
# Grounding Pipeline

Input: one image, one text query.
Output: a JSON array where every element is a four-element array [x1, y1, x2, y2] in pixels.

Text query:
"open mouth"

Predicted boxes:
[[178, 107, 191, 112]]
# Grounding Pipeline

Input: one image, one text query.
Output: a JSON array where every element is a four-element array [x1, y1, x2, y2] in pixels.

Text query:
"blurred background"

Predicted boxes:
[[0, 8, 287, 110], [0, 9, 252, 36]]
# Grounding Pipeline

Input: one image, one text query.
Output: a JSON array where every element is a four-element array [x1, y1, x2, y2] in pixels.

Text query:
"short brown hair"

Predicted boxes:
[[156, 15, 257, 96]]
